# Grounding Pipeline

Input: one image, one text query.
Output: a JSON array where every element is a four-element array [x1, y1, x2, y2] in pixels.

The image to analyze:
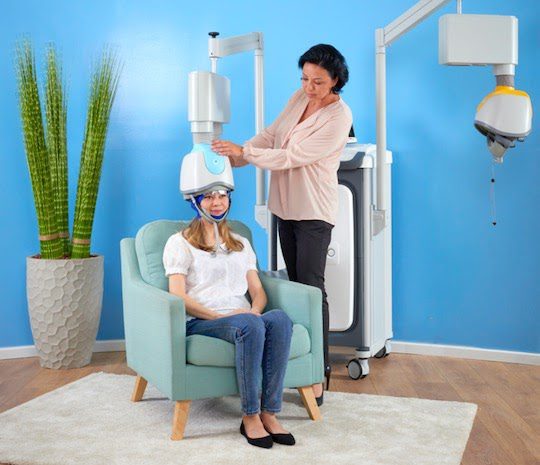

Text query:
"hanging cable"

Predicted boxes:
[[489, 162, 497, 226]]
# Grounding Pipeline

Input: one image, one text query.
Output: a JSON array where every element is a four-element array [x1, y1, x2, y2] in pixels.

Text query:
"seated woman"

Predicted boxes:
[[163, 186, 296, 449]]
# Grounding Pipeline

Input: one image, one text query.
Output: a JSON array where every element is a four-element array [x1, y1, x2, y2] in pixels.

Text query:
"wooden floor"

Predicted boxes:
[[0, 348, 538, 465]]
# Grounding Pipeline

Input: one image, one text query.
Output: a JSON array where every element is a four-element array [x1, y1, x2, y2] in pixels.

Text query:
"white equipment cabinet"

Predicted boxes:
[[328, 143, 393, 379], [273, 142, 393, 379]]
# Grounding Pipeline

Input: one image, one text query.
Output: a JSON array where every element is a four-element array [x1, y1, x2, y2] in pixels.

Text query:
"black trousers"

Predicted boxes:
[[277, 217, 333, 369]]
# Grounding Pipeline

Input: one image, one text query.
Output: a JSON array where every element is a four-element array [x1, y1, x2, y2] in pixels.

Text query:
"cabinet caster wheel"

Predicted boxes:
[[374, 347, 387, 358], [347, 359, 369, 379], [375, 341, 391, 359]]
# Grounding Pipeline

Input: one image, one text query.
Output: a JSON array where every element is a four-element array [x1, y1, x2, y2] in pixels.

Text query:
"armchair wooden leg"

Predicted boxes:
[[131, 375, 148, 402], [298, 386, 322, 421], [171, 401, 191, 440]]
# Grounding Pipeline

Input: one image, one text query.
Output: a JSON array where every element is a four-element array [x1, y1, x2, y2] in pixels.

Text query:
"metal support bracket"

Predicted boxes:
[[372, 209, 386, 237], [255, 204, 268, 231]]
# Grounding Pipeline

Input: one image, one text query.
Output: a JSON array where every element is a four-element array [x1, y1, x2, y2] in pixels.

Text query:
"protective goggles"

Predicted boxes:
[[201, 189, 230, 200]]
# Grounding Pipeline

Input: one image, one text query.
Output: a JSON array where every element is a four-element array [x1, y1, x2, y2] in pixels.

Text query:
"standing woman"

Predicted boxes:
[[212, 44, 352, 405]]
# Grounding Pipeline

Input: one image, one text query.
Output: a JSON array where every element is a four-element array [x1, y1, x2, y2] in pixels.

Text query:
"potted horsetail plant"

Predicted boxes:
[[17, 41, 120, 368]]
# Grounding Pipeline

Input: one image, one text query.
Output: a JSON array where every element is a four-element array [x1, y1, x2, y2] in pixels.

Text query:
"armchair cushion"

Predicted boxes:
[[135, 220, 254, 290], [186, 323, 311, 367]]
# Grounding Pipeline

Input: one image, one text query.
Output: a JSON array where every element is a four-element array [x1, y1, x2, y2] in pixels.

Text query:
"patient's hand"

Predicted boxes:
[[219, 308, 259, 318]]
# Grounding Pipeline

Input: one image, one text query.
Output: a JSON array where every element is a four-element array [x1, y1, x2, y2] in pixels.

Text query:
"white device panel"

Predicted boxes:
[[275, 185, 355, 331], [439, 14, 518, 66], [327, 185, 355, 332], [188, 71, 231, 123], [370, 162, 393, 351]]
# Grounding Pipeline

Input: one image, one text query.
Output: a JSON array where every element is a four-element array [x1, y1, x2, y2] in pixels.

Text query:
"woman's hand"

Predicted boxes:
[[211, 139, 249, 167], [218, 308, 256, 318], [211, 140, 243, 157], [250, 307, 263, 316]]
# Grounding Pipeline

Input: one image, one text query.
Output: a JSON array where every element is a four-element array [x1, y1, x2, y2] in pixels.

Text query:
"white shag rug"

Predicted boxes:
[[0, 372, 476, 465]]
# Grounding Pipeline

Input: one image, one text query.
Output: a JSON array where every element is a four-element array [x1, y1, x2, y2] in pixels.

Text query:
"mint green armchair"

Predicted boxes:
[[120, 220, 324, 439]]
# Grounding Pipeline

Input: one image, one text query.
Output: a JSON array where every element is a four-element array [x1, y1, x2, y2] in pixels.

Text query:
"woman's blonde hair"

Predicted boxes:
[[182, 218, 244, 253]]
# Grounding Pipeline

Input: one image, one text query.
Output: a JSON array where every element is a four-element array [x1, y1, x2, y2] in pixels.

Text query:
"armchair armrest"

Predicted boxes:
[[259, 273, 324, 382], [120, 238, 186, 399]]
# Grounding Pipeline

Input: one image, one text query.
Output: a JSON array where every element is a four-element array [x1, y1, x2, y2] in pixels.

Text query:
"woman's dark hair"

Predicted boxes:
[[298, 44, 349, 94]]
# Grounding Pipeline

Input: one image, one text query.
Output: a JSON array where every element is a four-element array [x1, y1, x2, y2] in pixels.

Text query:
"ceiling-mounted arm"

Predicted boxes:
[[381, 0, 452, 47], [375, 0, 453, 230], [374, 0, 532, 233], [207, 32, 267, 221], [208, 32, 263, 59]]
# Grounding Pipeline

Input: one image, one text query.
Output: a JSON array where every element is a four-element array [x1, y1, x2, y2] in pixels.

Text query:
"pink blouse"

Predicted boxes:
[[243, 89, 352, 225]]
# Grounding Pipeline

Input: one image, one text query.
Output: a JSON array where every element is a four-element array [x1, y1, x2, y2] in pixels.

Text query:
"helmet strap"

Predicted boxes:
[[189, 195, 232, 256]]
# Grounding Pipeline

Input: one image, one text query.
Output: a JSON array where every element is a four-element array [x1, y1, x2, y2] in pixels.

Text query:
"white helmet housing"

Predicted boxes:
[[180, 142, 234, 229], [475, 86, 533, 162], [180, 143, 234, 199]]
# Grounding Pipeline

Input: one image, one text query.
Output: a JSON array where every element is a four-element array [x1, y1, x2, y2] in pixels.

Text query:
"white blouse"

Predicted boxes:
[[162, 232, 258, 321]]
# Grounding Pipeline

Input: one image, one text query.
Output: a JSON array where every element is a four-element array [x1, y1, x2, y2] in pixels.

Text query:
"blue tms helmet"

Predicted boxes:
[[180, 143, 235, 255]]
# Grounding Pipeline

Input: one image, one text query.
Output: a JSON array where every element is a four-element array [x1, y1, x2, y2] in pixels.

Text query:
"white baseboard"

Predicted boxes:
[[0, 345, 38, 360], [390, 340, 540, 366], [0, 340, 125, 361], [93, 339, 126, 352], [1, 339, 538, 366]]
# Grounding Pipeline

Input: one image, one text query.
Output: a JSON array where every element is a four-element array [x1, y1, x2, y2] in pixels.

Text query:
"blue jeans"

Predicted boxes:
[[186, 309, 293, 415]]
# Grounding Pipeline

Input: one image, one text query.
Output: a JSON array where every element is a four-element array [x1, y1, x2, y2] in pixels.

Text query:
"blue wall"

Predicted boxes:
[[1, 1, 538, 352]]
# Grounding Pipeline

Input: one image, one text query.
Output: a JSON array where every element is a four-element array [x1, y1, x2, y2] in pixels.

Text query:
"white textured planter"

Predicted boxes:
[[26, 255, 104, 369]]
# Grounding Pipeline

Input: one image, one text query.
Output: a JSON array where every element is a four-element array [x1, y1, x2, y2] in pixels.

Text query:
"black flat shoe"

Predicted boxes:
[[315, 391, 324, 406], [240, 422, 273, 449], [265, 429, 296, 446]]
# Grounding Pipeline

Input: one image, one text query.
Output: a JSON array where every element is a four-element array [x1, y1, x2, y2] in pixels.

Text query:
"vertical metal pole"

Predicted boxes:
[[456, 0, 462, 14], [208, 33, 219, 73], [375, 28, 388, 214], [254, 47, 265, 206], [362, 168, 373, 348], [254, 39, 273, 269]]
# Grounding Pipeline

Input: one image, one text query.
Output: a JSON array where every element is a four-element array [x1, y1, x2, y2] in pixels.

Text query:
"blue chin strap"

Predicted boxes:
[[188, 192, 232, 224], [188, 192, 232, 256], [189, 198, 202, 218]]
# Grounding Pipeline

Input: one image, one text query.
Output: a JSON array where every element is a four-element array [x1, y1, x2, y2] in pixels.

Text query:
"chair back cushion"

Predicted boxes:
[[135, 219, 254, 290]]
